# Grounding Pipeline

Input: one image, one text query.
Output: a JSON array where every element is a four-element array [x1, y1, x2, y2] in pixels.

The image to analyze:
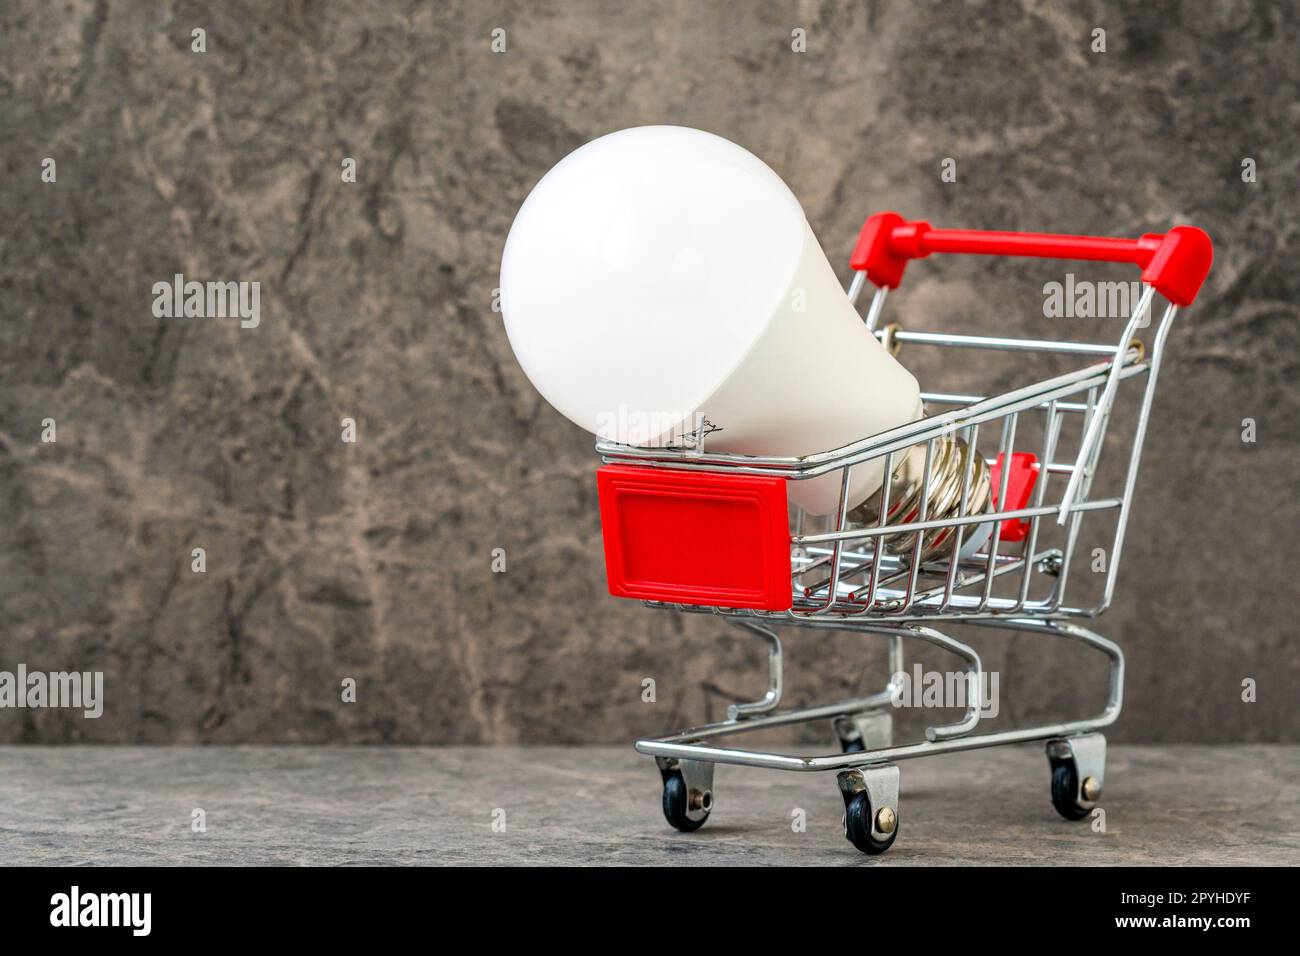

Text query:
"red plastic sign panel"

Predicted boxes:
[[989, 451, 1041, 542], [597, 465, 793, 611]]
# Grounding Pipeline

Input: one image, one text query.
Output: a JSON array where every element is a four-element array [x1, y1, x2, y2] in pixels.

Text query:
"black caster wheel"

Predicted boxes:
[[841, 738, 865, 754], [843, 791, 898, 855], [1050, 761, 1090, 821], [662, 771, 710, 832]]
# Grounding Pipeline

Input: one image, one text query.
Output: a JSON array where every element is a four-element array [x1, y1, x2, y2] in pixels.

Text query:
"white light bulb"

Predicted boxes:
[[500, 125, 922, 514]]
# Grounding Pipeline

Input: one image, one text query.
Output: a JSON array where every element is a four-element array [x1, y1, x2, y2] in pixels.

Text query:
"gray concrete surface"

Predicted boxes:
[[1, 1, 1298, 745], [1, 745, 1295, 865]]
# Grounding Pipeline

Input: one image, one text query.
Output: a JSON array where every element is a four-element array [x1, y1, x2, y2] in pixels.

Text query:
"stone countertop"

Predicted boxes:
[[1, 745, 1295, 866]]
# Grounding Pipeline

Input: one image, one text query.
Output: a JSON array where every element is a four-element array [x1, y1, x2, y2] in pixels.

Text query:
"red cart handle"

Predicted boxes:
[[850, 212, 1213, 307]]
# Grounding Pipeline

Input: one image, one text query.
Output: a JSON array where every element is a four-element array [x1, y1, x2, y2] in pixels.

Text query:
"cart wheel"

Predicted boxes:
[[841, 738, 865, 754], [662, 771, 710, 832], [1050, 762, 1090, 821], [843, 791, 898, 855]]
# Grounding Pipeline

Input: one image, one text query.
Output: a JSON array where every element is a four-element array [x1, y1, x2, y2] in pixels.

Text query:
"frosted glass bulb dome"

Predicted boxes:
[[501, 125, 809, 444], [499, 125, 922, 514]]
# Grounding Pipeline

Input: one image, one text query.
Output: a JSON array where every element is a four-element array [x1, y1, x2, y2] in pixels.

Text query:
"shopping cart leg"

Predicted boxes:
[[838, 764, 901, 855], [656, 755, 715, 833], [725, 619, 783, 719], [1045, 733, 1106, 821], [833, 711, 893, 753], [834, 632, 900, 753]]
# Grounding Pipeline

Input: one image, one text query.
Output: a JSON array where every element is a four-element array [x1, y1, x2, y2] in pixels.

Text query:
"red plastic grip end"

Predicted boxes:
[[1139, 226, 1213, 307], [850, 212, 930, 289]]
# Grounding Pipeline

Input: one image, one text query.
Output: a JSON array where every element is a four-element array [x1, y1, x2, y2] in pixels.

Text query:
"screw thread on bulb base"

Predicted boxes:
[[849, 435, 993, 562]]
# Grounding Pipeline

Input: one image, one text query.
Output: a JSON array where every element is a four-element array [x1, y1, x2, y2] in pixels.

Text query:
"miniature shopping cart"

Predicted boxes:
[[594, 213, 1212, 854]]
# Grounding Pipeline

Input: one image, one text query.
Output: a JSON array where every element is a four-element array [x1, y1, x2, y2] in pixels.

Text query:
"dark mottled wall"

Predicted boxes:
[[2, 0, 1297, 743]]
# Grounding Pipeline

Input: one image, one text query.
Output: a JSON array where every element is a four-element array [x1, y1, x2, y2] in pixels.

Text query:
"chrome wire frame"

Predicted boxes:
[[601, 274, 1176, 772], [635, 617, 1122, 772]]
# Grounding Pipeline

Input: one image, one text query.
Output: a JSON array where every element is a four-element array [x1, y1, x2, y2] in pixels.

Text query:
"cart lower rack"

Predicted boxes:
[[595, 214, 1211, 854]]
